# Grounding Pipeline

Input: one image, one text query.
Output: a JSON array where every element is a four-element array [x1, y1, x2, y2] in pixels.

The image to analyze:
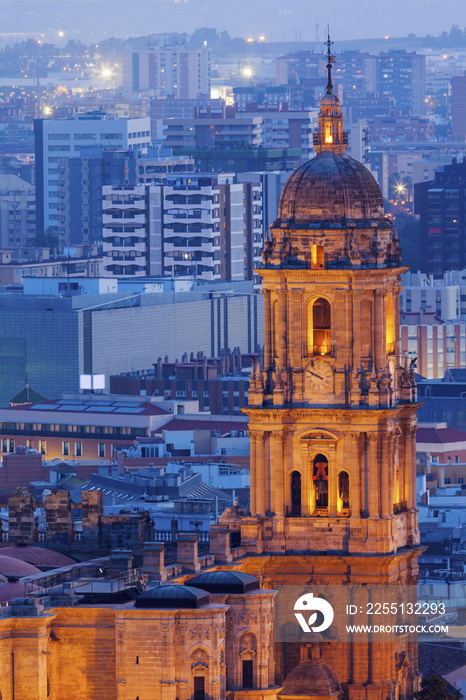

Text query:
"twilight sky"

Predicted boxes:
[[0, 0, 465, 43]]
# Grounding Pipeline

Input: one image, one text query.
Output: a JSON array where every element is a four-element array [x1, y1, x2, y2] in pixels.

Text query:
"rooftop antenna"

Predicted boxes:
[[325, 25, 335, 95]]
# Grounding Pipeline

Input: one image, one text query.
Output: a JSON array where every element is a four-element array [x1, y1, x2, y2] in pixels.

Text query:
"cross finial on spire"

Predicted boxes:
[[325, 24, 335, 94]]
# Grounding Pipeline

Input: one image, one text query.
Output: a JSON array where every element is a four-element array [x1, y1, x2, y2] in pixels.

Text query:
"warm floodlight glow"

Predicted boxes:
[[43, 105, 52, 116], [100, 67, 113, 78], [242, 67, 253, 78], [246, 37, 254, 43], [258, 35, 265, 42]]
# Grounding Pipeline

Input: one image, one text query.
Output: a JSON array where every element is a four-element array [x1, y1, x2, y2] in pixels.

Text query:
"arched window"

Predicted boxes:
[[386, 294, 395, 355], [290, 471, 301, 516], [338, 471, 350, 514], [313, 454, 328, 509], [309, 298, 331, 356], [324, 122, 333, 144]]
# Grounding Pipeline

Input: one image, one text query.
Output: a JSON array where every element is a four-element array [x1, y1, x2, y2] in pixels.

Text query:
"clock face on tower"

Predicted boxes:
[[306, 359, 333, 393]]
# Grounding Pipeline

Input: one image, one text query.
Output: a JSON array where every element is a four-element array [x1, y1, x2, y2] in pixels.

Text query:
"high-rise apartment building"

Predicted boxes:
[[101, 174, 263, 283], [163, 174, 262, 283], [102, 184, 163, 277], [376, 50, 426, 115], [57, 149, 195, 247], [34, 112, 151, 237], [452, 71, 466, 139], [0, 174, 35, 248], [415, 158, 466, 276], [123, 47, 210, 98], [163, 105, 317, 163]]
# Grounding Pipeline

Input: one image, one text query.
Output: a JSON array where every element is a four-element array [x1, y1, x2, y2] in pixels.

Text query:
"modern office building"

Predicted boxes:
[[415, 157, 466, 276], [122, 46, 210, 98], [0, 280, 263, 406], [0, 174, 35, 248], [34, 112, 150, 237]]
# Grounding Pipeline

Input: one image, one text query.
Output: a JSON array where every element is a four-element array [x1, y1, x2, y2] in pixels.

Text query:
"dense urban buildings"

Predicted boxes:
[[2, 20, 466, 699], [34, 112, 150, 237], [122, 46, 211, 98], [415, 157, 466, 276]]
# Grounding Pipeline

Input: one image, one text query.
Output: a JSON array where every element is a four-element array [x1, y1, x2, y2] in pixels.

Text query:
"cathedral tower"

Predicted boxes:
[[221, 38, 422, 699]]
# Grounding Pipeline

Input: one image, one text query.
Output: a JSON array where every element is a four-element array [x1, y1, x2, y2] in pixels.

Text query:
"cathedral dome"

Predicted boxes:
[[280, 660, 340, 697], [277, 150, 385, 227]]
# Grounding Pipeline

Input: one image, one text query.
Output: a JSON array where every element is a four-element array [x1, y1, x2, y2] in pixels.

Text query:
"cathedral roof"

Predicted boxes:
[[188, 571, 259, 594], [277, 150, 386, 228], [1, 545, 76, 569], [135, 583, 209, 609], [280, 660, 340, 697]]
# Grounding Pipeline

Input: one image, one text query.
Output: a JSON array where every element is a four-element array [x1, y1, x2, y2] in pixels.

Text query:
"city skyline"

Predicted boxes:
[[1, 0, 466, 44]]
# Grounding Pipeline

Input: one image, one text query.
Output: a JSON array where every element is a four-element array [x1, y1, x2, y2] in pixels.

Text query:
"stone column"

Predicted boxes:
[[81, 489, 103, 541], [177, 533, 200, 572], [403, 424, 415, 510], [374, 289, 386, 374], [277, 285, 287, 371], [255, 432, 266, 516], [410, 424, 418, 510], [289, 288, 304, 401], [8, 488, 34, 544], [349, 432, 361, 518], [249, 432, 257, 516], [380, 433, 391, 518], [351, 293, 362, 405], [45, 490, 72, 546], [366, 433, 380, 518], [270, 431, 284, 516], [263, 289, 272, 371], [142, 542, 167, 583]]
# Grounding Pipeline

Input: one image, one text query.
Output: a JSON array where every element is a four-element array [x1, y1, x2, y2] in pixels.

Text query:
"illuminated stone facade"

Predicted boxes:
[[219, 44, 422, 699]]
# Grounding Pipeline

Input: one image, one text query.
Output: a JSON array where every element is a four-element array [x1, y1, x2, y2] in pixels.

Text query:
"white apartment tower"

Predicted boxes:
[[123, 47, 210, 98]]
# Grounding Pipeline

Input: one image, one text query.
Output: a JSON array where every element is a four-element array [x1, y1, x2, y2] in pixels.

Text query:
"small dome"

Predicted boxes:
[[219, 503, 249, 522], [277, 150, 385, 227], [1, 545, 75, 569], [0, 581, 39, 602], [320, 93, 340, 107], [280, 660, 340, 697], [0, 555, 41, 578], [135, 583, 209, 609], [188, 571, 259, 594]]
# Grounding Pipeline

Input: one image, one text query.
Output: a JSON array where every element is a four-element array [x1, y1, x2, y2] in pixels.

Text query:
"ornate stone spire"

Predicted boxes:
[[313, 29, 348, 154], [325, 25, 335, 95]]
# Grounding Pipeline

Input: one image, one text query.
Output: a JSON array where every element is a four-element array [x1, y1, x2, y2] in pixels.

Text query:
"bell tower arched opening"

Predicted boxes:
[[338, 470, 350, 515], [290, 471, 302, 516], [308, 298, 331, 356], [313, 454, 329, 511]]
